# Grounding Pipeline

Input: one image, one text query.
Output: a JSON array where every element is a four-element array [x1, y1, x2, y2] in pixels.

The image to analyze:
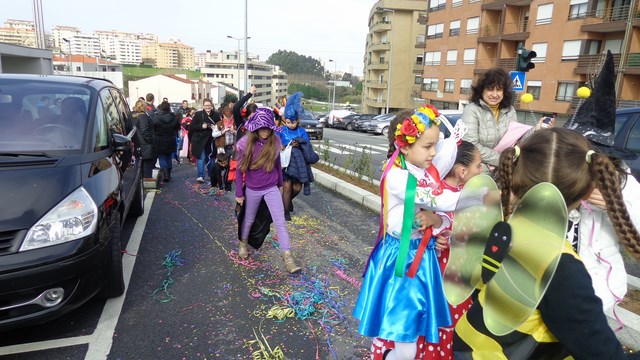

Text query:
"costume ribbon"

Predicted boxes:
[[395, 154, 417, 277]]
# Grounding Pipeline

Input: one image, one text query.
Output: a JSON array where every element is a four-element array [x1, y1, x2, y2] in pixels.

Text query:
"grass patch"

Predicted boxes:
[[313, 162, 378, 195]]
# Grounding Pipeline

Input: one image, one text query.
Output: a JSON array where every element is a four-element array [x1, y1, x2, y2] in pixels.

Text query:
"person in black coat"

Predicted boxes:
[[154, 101, 181, 182], [190, 98, 220, 183], [233, 85, 258, 142], [131, 100, 156, 180]]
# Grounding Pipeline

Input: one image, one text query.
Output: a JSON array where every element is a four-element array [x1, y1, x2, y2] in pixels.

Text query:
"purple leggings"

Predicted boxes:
[[241, 186, 290, 252]]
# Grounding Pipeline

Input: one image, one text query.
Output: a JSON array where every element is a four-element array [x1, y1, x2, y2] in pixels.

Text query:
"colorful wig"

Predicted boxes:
[[284, 92, 304, 121]]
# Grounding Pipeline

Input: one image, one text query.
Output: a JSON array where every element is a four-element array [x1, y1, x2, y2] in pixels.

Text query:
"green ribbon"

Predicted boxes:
[[394, 155, 417, 277]]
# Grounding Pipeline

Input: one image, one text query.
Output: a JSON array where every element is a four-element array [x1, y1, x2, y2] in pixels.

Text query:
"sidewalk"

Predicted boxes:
[[311, 165, 640, 351]]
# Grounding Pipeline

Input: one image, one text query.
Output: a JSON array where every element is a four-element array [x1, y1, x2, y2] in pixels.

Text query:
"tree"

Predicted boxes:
[[267, 50, 325, 77]]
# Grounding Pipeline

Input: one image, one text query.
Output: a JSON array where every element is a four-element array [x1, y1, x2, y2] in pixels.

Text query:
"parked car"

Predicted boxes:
[[437, 109, 464, 138], [299, 110, 324, 140], [367, 113, 397, 136], [327, 109, 356, 127], [315, 112, 328, 126], [0, 74, 144, 330], [334, 113, 377, 131], [614, 107, 640, 181]]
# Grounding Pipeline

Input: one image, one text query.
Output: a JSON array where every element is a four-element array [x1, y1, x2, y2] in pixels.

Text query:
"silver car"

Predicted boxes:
[[366, 113, 396, 136]]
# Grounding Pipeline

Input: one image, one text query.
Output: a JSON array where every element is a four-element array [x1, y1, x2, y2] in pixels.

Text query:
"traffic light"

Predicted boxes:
[[518, 48, 537, 72]]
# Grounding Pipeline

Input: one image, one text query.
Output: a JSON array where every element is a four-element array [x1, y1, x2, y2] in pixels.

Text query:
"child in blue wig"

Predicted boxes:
[[277, 92, 318, 221]]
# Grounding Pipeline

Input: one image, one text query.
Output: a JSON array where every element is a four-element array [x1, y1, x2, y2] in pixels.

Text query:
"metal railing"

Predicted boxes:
[[573, 4, 638, 22], [479, 21, 530, 37]]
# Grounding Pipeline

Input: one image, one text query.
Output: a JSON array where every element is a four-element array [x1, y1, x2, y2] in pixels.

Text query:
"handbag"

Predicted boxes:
[[280, 142, 293, 168]]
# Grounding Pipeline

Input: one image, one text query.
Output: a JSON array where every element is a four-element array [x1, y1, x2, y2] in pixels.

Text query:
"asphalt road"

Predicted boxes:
[[0, 160, 380, 359]]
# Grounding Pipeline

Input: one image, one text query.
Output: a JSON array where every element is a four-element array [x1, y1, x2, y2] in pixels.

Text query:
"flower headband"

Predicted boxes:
[[394, 104, 441, 147]]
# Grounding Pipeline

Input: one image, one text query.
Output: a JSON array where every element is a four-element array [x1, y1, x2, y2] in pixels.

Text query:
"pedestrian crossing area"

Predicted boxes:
[[311, 139, 388, 155]]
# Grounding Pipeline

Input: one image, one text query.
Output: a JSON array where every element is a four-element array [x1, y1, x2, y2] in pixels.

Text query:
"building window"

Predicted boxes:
[[444, 79, 455, 93], [429, 0, 446, 12], [427, 23, 444, 39], [422, 78, 439, 91], [556, 82, 576, 101], [463, 48, 476, 65], [526, 81, 542, 99], [460, 78, 472, 94], [562, 40, 581, 60], [466, 17, 480, 35], [536, 4, 554, 25], [569, 0, 588, 19], [415, 75, 422, 85], [532, 43, 547, 62], [452, 0, 463, 6], [425, 51, 442, 66], [446, 50, 457, 65], [449, 20, 461, 36]]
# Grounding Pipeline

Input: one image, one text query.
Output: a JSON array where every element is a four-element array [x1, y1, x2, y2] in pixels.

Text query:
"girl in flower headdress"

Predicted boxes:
[[354, 105, 466, 360]]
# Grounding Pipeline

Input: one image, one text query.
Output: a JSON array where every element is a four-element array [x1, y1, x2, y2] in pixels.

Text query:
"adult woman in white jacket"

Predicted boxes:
[[570, 167, 640, 310]]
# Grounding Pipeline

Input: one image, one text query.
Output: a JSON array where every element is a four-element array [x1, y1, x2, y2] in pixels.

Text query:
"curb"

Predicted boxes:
[[311, 166, 640, 347]]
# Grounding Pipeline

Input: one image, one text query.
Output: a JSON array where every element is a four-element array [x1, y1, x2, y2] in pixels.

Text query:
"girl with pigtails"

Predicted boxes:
[[453, 127, 640, 360]]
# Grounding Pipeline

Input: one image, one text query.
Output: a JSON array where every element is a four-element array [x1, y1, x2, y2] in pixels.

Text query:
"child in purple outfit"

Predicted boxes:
[[235, 108, 301, 274]]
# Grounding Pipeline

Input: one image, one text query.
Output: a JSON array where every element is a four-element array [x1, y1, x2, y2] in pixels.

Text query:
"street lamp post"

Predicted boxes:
[[62, 37, 71, 73], [227, 35, 251, 95], [329, 59, 337, 111], [377, 7, 394, 114]]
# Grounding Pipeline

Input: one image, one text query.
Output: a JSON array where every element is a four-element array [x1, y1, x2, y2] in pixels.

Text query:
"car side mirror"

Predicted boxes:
[[112, 133, 131, 152]]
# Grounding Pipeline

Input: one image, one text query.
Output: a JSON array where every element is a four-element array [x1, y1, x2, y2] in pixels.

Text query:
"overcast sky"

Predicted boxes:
[[5, 0, 374, 75]]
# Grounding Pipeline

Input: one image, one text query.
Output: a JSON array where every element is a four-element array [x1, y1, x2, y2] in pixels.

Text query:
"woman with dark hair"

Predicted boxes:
[[461, 67, 548, 175], [154, 101, 181, 182]]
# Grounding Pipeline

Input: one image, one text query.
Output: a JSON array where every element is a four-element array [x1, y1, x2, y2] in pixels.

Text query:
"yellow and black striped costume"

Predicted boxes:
[[453, 242, 632, 360]]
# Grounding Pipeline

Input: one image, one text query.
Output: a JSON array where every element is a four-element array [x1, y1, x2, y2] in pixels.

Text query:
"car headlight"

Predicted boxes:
[[316, 124, 323, 128], [21, 187, 98, 251]]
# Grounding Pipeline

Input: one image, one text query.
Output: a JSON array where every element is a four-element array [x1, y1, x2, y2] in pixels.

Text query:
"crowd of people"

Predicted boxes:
[[135, 51, 640, 359]]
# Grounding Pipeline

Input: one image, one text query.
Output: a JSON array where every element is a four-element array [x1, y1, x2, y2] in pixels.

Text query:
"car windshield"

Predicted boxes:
[[0, 79, 90, 153], [299, 111, 316, 121]]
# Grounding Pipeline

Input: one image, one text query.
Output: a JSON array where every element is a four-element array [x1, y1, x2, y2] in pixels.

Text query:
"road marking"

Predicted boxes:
[[0, 192, 155, 357], [313, 140, 386, 154], [314, 144, 353, 155]]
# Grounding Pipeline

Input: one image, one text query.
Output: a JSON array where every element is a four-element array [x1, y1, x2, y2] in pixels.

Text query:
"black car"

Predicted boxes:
[[333, 114, 377, 131], [298, 110, 324, 140], [614, 107, 640, 180], [0, 74, 144, 330]]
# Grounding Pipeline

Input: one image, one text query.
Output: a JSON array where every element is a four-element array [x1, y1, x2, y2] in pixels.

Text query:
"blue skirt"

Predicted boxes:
[[353, 234, 452, 343]]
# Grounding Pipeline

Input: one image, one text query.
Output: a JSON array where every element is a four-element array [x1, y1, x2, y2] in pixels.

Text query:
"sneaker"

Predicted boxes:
[[196, 177, 204, 183], [284, 210, 291, 221]]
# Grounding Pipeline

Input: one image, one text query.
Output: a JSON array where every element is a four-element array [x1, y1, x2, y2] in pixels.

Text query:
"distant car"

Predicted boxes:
[[327, 109, 356, 127], [298, 110, 324, 140], [334, 113, 377, 131], [614, 107, 640, 181], [0, 74, 144, 330], [367, 113, 397, 136]]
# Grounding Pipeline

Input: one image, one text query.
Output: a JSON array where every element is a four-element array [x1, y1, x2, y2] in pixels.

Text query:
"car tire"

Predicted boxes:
[[381, 126, 389, 137], [128, 175, 144, 218], [317, 135, 323, 140], [346, 123, 353, 131], [100, 211, 125, 298]]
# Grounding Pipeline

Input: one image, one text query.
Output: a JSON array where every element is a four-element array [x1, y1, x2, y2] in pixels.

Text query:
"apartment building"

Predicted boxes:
[[51, 25, 80, 50], [363, 0, 428, 114], [0, 19, 36, 47], [199, 50, 288, 107], [142, 41, 194, 69], [95, 30, 142, 64], [420, 0, 640, 116]]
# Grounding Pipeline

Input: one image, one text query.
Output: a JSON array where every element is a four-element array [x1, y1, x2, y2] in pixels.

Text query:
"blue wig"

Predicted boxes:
[[284, 92, 304, 121]]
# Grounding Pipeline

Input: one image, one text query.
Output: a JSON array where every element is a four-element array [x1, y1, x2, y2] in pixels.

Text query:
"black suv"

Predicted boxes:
[[0, 74, 144, 329], [615, 107, 640, 181]]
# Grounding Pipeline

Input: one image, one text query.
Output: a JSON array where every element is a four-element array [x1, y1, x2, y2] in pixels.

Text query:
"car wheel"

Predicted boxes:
[[100, 211, 125, 298], [381, 126, 389, 137], [346, 123, 353, 131], [317, 135, 323, 140], [128, 175, 144, 217]]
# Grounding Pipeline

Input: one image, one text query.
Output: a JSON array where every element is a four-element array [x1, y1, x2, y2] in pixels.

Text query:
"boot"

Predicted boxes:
[[282, 250, 301, 274], [238, 239, 249, 259], [165, 168, 171, 182]]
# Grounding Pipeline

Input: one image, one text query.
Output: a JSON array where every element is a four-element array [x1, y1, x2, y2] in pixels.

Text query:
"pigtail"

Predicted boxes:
[[497, 147, 517, 219], [590, 153, 640, 259]]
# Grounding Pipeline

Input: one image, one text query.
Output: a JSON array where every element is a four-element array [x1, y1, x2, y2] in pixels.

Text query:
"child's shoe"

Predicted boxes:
[[282, 250, 301, 274], [238, 239, 249, 259]]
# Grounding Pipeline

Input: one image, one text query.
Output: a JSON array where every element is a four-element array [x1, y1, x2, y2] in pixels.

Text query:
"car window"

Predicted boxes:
[[100, 89, 125, 135], [109, 88, 133, 135], [0, 79, 89, 152], [625, 118, 640, 152], [615, 113, 631, 135], [92, 96, 109, 152]]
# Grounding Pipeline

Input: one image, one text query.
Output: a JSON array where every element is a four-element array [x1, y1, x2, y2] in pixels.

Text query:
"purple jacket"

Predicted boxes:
[[235, 135, 283, 197]]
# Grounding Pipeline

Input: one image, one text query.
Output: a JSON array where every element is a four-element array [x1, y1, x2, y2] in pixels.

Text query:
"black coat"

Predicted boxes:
[[284, 136, 319, 195], [133, 111, 156, 160], [190, 110, 219, 158], [154, 111, 180, 155], [233, 92, 253, 142]]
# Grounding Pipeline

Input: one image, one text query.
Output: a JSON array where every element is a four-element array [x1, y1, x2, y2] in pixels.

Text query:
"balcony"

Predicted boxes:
[[574, 53, 621, 75], [367, 81, 388, 89], [478, 21, 530, 42], [369, 41, 391, 52], [625, 53, 640, 75], [365, 97, 386, 108], [474, 57, 517, 74], [372, 20, 392, 33], [579, 5, 640, 33], [367, 61, 388, 70], [418, 13, 428, 25], [618, 99, 640, 109], [414, 63, 424, 73], [415, 41, 425, 49], [481, 0, 532, 11]]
